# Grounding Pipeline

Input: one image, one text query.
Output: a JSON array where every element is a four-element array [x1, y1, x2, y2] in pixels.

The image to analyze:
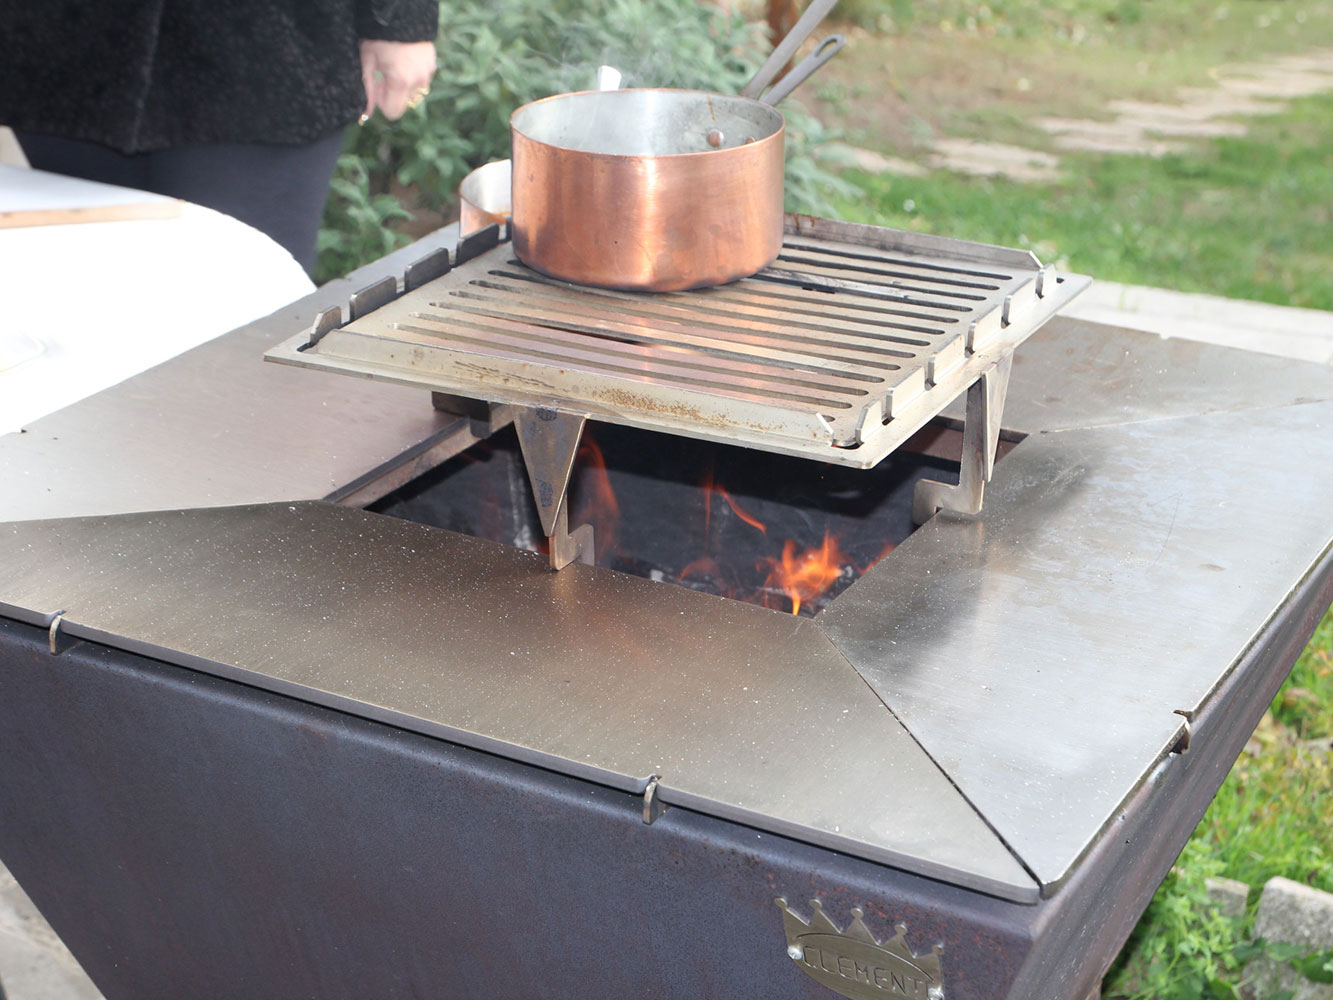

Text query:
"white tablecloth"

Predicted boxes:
[[1, 169, 314, 435]]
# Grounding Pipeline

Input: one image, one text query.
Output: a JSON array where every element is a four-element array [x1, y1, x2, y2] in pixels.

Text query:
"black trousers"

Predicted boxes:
[[15, 130, 346, 275]]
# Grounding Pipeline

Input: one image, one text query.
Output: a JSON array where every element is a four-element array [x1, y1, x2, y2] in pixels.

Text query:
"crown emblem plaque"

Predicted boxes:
[[775, 898, 945, 1000]]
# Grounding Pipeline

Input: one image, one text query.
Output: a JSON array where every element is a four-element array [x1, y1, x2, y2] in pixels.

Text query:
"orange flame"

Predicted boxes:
[[759, 530, 850, 616], [574, 434, 619, 559], [545, 441, 872, 617], [700, 465, 767, 537], [717, 484, 766, 534]]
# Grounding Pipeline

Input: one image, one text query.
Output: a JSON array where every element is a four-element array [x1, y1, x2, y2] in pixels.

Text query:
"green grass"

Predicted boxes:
[[1204, 612, 1333, 895], [831, 91, 1333, 310]]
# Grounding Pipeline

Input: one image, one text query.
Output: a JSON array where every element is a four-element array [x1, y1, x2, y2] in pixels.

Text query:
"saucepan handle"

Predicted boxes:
[[741, 0, 841, 99], [758, 34, 846, 108]]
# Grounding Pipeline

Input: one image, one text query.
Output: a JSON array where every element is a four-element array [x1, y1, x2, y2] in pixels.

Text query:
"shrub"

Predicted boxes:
[[318, 0, 851, 282]]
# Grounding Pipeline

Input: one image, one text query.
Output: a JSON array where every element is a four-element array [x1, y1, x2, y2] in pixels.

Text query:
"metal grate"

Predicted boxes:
[[269, 217, 1088, 468]]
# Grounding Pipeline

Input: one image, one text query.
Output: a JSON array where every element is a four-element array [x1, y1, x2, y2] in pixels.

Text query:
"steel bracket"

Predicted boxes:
[[47, 612, 81, 655], [431, 394, 513, 439], [912, 355, 1013, 524], [512, 406, 595, 570], [642, 777, 667, 825]]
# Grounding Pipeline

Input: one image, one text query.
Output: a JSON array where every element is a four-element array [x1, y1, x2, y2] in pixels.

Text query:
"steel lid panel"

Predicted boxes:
[[960, 317, 1333, 435], [0, 501, 1039, 902], [820, 398, 1333, 891]]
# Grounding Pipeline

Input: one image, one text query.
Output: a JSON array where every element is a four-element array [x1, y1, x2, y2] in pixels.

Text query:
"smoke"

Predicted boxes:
[[535, 0, 767, 95]]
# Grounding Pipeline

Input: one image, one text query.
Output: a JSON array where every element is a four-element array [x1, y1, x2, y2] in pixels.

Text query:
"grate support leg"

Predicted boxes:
[[513, 405, 595, 570], [912, 354, 1013, 525]]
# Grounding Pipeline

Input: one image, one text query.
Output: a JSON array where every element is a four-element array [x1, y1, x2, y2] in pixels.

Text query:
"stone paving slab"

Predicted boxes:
[[1205, 876, 1250, 919], [1036, 47, 1333, 159], [1247, 877, 1333, 1000], [0, 866, 102, 1000], [926, 137, 1060, 181]]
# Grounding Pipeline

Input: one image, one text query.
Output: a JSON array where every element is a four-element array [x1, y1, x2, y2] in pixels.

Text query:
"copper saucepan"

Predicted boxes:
[[458, 67, 625, 237], [510, 29, 845, 292]]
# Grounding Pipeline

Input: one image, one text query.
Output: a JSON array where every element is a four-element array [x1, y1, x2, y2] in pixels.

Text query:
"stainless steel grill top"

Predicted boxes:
[[268, 217, 1090, 469]]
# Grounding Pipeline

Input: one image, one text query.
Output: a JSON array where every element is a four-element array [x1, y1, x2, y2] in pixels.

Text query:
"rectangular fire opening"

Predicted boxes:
[[370, 419, 1006, 616], [267, 216, 1083, 585]]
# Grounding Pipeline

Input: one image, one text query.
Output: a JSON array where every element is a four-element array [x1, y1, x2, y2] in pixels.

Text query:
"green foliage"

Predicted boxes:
[[1105, 839, 1247, 1000], [832, 91, 1333, 311], [317, 0, 850, 282], [1271, 608, 1333, 739], [315, 155, 412, 283]]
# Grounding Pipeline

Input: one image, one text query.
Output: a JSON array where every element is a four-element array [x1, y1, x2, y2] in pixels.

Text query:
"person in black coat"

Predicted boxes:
[[0, 0, 440, 273]]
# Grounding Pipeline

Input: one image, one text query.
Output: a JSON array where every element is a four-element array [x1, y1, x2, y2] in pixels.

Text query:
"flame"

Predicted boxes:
[[759, 530, 850, 616], [717, 484, 766, 534], [700, 465, 767, 537], [543, 438, 874, 617], [574, 433, 619, 559]]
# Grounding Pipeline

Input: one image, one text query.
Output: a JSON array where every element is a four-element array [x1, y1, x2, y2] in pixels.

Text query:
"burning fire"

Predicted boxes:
[[702, 457, 854, 616], [571, 432, 884, 617], [758, 532, 851, 616]]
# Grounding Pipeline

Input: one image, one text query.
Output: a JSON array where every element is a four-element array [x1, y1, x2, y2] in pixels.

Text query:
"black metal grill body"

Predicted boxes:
[[3, 225, 1333, 1000], [1, 535, 1329, 1000]]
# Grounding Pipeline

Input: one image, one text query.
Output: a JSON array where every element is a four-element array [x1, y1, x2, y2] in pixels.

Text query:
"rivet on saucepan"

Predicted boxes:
[[743, 136, 757, 144], [706, 128, 725, 148]]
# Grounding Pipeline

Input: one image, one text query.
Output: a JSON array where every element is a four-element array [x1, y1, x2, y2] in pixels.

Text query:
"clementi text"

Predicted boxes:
[[800, 945, 931, 996]]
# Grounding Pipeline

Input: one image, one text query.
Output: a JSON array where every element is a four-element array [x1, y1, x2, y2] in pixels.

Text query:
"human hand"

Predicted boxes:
[[359, 39, 437, 122]]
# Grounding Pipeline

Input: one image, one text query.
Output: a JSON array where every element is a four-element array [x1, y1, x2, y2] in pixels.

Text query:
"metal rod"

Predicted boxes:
[[740, 0, 841, 99]]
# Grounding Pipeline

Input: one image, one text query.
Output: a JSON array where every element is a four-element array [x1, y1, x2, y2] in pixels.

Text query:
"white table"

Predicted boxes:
[[0, 166, 314, 435]]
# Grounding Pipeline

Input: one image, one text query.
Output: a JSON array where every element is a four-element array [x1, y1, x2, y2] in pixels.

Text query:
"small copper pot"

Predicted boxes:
[[507, 30, 843, 292], [510, 88, 786, 292]]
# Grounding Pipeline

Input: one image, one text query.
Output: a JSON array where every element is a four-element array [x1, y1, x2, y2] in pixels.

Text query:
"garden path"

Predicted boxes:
[[836, 46, 1333, 181]]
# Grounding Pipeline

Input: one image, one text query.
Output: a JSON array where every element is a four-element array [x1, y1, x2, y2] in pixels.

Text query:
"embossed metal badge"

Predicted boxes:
[[775, 898, 945, 1000]]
